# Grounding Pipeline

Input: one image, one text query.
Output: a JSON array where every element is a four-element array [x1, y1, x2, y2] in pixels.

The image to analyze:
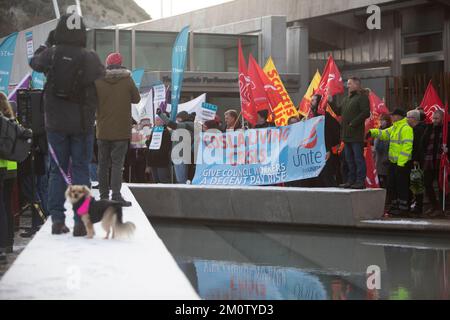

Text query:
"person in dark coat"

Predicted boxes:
[[406, 109, 427, 215], [420, 110, 450, 217], [254, 110, 274, 129], [329, 77, 370, 189], [145, 115, 172, 183], [30, 14, 105, 236]]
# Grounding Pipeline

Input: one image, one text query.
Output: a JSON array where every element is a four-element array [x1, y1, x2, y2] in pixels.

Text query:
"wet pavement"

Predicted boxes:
[[151, 219, 450, 300]]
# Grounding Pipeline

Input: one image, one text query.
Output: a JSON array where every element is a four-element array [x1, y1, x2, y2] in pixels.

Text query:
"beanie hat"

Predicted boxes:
[[106, 52, 123, 67]]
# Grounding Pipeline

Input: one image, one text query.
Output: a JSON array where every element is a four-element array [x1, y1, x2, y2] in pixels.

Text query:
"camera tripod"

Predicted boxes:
[[19, 138, 48, 238]]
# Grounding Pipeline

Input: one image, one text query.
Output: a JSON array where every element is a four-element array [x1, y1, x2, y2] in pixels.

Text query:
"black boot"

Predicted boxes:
[[51, 222, 70, 235], [73, 222, 87, 237]]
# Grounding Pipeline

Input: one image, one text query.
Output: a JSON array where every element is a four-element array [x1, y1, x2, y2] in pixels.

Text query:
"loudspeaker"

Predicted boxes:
[[17, 89, 45, 136]]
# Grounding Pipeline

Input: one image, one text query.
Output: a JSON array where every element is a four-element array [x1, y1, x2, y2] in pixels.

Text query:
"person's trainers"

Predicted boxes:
[[339, 182, 354, 189], [350, 182, 366, 189], [51, 222, 70, 235], [73, 223, 87, 237], [112, 196, 132, 207]]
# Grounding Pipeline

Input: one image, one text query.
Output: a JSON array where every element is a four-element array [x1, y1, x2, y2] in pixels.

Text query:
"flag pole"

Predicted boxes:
[[444, 163, 446, 214]]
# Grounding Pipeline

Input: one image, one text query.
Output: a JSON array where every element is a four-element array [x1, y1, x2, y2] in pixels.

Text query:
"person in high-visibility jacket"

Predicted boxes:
[[368, 108, 414, 216]]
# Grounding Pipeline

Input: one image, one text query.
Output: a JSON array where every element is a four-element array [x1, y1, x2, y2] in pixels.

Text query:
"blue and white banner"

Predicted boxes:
[[193, 116, 326, 186], [170, 26, 190, 121], [131, 68, 145, 88], [31, 71, 46, 90], [194, 260, 327, 300], [25, 31, 34, 61], [0, 32, 19, 94]]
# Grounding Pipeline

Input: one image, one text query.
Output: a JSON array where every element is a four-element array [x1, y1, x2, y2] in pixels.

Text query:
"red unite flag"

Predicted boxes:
[[248, 54, 283, 112], [364, 146, 380, 189], [439, 102, 449, 194], [365, 91, 390, 133], [247, 54, 273, 112], [420, 80, 444, 124], [238, 40, 257, 126], [315, 55, 344, 114]]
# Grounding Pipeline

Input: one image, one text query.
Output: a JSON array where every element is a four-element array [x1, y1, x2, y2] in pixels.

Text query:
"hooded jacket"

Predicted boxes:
[[30, 15, 104, 134], [95, 67, 141, 140]]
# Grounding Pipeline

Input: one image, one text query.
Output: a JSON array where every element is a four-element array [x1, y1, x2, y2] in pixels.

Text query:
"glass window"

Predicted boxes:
[[95, 30, 115, 65], [119, 30, 132, 69], [135, 31, 179, 71], [403, 32, 443, 56], [193, 34, 258, 72]]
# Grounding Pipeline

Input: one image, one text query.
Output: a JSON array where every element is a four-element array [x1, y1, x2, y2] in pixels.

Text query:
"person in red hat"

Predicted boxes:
[[95, 52, 141, 207]]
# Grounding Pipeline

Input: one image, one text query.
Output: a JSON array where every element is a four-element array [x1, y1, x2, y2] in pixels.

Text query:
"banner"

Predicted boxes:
[[25, 31, 34, 61], [131, 68, 145, 88], [198, 102, 218, 123], [193, 116, 326, 186], [194, 260, 326, 300], [166, 93, 206, 115], [298, 70, 321, 118], [0, 32, 19, 94], [131, 90, 153, 148], [238, 39, 257, 126], [420, 80, 444, 124], [170, 26, 190, 121], [263, 57, 299, 126], [315, 55, 344, 114], [149, 126, 164, 150], [31, 71, 46, 90]]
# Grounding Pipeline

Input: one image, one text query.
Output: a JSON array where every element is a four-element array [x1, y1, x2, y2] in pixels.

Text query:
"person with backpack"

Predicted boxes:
[[30, 14, 105, 236], [95, 52, 141, 206]]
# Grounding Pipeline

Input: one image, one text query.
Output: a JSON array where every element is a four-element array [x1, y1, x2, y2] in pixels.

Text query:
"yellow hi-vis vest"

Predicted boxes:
[[369, 118, 414, 167]]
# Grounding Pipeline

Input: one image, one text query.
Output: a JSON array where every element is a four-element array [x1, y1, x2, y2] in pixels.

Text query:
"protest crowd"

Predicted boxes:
[[1, 13, 450, 265]]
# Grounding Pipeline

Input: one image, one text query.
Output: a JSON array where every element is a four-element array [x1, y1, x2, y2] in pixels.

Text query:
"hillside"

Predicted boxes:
[[0, 0, 151, 37]]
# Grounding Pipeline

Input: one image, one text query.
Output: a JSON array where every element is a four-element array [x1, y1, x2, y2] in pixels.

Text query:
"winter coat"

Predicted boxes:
[[330, 91, 370, 143], [95, 67, 141, 141], [30, 45, 104, 134], [146, 126, 172, 168], [370, 118, 414, 167]]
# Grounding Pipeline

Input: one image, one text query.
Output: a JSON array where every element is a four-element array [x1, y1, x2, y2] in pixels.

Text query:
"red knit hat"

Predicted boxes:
[[105, 52, 123, 66]]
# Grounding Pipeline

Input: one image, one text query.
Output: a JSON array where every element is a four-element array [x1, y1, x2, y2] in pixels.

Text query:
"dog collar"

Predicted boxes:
[[77, 196, 92, 216]]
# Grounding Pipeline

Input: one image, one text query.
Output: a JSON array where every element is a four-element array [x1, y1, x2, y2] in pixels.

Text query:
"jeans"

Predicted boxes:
[[151, 167, 171, 183], [47, 132, 94, 224], [89, 163, 98, 182], [97, 140, 128, 200], [174, 164, 189, 184], [343, 142, 366, 184]]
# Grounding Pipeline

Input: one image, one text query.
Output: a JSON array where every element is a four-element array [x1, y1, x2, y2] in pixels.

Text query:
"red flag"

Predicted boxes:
[[248, 54, 283, 112], [247, 54, 272, 112], [315, 56, 344, 114], [364, 146, 379, 189], [420, 80, 444, 124], [365, 91, 390, 133], [439, 102, 449, 194], [238, 40, 257, 126]]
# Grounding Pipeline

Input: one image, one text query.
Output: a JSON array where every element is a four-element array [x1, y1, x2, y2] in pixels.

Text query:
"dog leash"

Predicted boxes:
[[48, 143, 72, 185]]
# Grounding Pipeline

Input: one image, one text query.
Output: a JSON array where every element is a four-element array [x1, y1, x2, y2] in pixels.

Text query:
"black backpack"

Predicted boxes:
[[47, 45, 86, 103], [0, 115, 33, 163]]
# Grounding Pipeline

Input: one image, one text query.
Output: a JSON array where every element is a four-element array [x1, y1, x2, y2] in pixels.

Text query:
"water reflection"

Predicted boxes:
[[151, 220, 450, 300]]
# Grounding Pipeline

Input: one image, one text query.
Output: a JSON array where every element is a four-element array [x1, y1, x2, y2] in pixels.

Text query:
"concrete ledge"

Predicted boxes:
[[129, 184, 386, 228], [0, 186, 199, 300]]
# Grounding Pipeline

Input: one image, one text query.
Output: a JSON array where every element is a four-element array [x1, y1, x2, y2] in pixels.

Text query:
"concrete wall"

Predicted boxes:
[[129, 184, 386, 228]]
